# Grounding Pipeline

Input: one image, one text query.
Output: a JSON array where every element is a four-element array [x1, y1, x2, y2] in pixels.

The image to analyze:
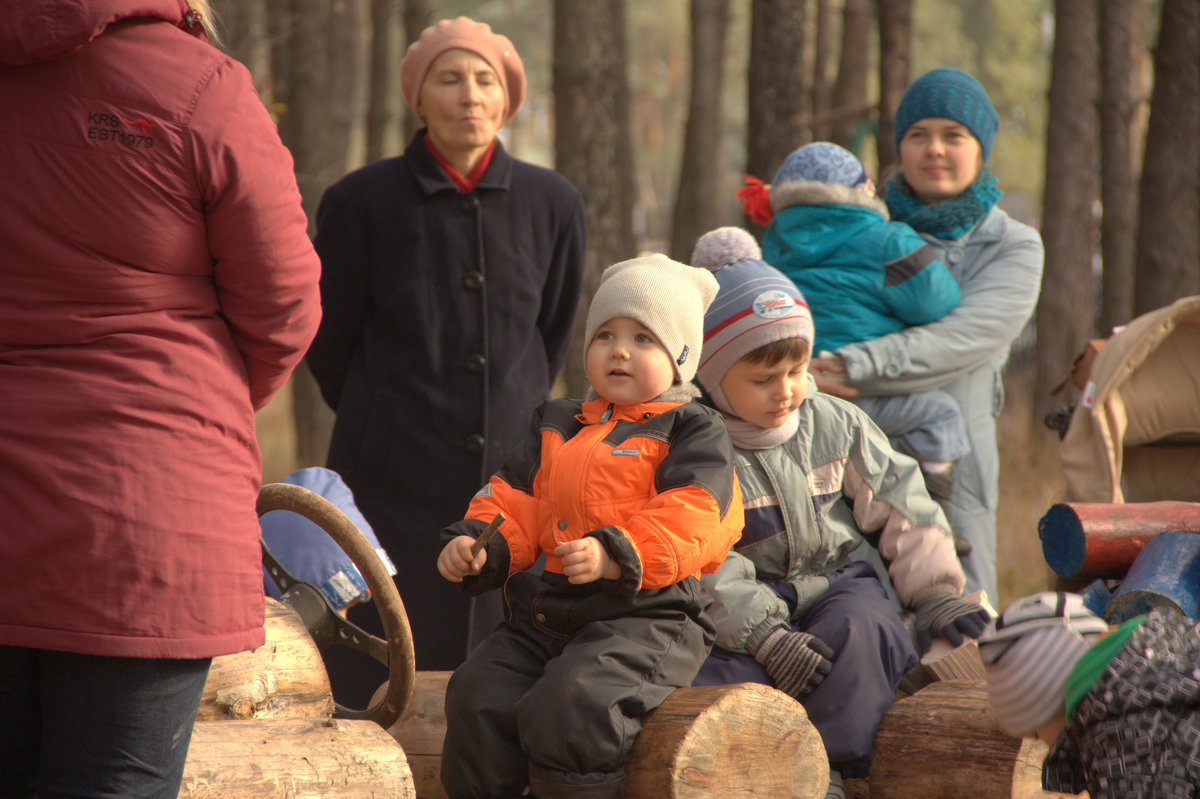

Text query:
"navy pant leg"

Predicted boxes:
[[798, 562, 918, 775], [441, 623, 549, 799]]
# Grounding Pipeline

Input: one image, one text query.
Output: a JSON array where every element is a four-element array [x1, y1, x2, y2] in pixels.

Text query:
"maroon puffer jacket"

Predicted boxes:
[[0, 0, 321, 658]]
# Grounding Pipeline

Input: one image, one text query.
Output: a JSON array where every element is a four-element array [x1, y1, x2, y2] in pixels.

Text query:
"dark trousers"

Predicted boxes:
[[0, 646, 211, 799], [441, 572, 713, 799], [693, 561, 918, 776]]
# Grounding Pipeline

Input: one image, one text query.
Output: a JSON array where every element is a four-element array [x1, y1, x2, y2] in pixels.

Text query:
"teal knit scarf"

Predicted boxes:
[[885, 167, 1003, 240]]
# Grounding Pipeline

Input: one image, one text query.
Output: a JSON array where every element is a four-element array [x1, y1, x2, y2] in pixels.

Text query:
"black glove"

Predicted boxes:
[[748, 626, 834, 699], [914, 592, 991, 653]]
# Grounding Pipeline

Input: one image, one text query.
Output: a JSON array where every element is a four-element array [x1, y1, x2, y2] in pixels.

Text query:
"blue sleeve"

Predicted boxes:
[[880, 222, 961, 326]]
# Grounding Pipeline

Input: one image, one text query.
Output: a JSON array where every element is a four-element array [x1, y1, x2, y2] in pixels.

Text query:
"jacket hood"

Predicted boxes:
[[0, 0, 187, 65]]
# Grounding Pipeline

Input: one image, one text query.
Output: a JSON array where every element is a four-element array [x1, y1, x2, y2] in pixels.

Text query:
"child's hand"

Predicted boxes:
[[810, 352, 858, 398], [438, 535, 486, 582], [555, 538, 621, 584]]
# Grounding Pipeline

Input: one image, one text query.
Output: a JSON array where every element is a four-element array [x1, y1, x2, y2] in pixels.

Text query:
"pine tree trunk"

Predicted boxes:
[[745, 0, 807, 237], [402, 0, 430, 141], [669, 0, 731, 262], [875, 0, 912, 175], [553, 0, 635, 399], [1097, 0, 1145, 335], [827, 0, 872, 152], [1034, 0, 1100, 415], [1133, 0, 1200, 315], [367, 0, 402, 163], [810, 0, 836, 142]]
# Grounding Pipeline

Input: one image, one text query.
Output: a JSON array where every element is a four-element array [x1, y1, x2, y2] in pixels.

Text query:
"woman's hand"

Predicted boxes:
[[438, 535, 486, 582], [809, 352, 859, 398], [556, 538, 621, 584]]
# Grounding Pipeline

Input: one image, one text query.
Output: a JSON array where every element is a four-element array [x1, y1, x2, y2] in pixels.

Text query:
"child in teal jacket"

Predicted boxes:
[[741, 142, 969, 512]]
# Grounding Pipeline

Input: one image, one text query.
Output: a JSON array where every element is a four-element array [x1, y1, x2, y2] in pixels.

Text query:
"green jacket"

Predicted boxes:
[[701, 383, 964, 653]]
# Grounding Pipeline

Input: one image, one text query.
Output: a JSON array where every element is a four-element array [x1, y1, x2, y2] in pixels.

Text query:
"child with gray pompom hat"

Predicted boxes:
[[689, 226, 990, 799]]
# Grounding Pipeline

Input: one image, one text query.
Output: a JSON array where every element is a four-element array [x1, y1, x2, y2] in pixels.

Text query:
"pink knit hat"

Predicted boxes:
[[400, 17, 526, 126]]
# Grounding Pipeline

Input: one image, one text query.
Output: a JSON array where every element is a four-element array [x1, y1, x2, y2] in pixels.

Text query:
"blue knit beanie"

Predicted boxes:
[[773, 142, 872, 190], [893, 67, 998, 161]]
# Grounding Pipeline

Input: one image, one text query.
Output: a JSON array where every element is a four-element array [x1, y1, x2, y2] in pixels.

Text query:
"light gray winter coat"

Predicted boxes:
[[701, 383, 964, 653], [837, 205, 1044, 602]]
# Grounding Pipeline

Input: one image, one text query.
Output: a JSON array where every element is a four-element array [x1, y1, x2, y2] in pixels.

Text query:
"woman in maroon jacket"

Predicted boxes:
[[0, 1, 321, 795], [309, 18, 587, 676]]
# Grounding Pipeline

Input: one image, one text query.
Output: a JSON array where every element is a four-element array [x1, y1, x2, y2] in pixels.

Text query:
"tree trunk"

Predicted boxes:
[[1097, 0, 1144, 335], [1034, 0, 1100, 415], [402, 0, 430, 142], [827, 0, 873, 153], [745, 0, 807, 235], [217, 0, 270, 94], [669, 0, 731, 262], [554, 0, 635, 399], [875, 0, 912, 175], [810, 0, 836, 141], [367, 0, 402, 163], [270, 0, 362, 468], [1133, 0, 1200, 315]]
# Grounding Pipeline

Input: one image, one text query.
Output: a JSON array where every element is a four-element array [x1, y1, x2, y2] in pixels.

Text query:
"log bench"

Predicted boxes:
[[387, 671, 830, 799], [869, 680, 1087, 799], [180, 598, 416, 798]]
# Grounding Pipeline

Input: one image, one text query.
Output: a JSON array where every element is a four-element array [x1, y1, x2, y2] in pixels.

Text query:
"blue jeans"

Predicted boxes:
[[0, 646, 211, 798]]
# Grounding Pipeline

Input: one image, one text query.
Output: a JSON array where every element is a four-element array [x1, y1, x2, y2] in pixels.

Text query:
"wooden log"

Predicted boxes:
[[179, 718, 415, 798], [384, 676, 828, 799], [1039, 500, 1200, 579], [623, 682, 827, 798], [197, 598, 334, 721], [386, 671, 451, 799], [869, 680, 1086, 799], [1105, 530, 1200, 623]]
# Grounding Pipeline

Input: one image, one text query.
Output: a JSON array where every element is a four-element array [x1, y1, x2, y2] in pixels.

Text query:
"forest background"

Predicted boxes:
[[210, 0, 1200, 608]]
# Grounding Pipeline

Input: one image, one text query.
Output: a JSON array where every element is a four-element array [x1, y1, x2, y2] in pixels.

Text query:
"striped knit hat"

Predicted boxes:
[[977, 592, 1109, 737], [689, 227, 814, 397]]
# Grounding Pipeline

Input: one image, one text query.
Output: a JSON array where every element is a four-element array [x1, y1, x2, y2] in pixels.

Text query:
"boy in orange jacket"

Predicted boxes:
[[436, 254, 744, 799]]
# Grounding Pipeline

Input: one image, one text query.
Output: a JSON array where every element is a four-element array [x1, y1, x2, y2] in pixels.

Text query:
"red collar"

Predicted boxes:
[[424, 135, 495, 193]]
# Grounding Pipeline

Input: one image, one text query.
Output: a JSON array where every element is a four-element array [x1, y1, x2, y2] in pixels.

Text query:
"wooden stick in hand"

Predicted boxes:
[[471, 512, 505, 557]]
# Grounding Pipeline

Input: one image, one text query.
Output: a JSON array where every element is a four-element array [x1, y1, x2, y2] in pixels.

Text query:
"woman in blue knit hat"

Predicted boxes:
[[811, 67, 1045, 606]]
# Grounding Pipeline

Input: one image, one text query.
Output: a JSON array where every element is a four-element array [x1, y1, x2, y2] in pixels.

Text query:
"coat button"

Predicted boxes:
[[557, 519, 568, 530], [465, 434, 486, 453], [466, 353, 486, 373], [460, 194, 480, 213], [947, 248, 964, 264], [463, 271, 485, 291], [535, 613, 546, 624]]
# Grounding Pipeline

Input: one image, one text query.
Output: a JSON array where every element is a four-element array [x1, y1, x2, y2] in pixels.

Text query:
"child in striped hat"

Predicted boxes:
[[689, 227, 990, 799], [979, 592, 1200, 798]]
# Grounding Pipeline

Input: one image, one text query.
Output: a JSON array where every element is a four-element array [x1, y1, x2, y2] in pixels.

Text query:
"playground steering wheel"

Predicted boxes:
[[257, 481, 415, 728]]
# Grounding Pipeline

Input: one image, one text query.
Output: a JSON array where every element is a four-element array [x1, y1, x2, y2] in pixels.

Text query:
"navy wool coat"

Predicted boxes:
[[309, 131, 586, 671]]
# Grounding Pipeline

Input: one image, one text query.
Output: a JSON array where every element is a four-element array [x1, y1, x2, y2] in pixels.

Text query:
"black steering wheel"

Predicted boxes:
[[257, 481, 414, 728]]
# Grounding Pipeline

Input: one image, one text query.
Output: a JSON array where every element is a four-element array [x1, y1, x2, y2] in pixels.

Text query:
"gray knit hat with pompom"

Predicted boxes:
[[689, 227, 814, 396]]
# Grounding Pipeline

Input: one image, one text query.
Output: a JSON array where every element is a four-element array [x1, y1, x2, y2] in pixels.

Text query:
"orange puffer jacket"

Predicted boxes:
[[454, 397, 743, 593]]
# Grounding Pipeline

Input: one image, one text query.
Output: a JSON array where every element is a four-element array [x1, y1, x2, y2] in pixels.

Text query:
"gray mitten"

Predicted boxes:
[[747, 625, 834, 699], [914, 592, 991, 653]]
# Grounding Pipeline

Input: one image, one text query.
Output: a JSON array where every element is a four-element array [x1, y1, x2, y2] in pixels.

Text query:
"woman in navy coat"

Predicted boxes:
[[309, 17, 586, 674]]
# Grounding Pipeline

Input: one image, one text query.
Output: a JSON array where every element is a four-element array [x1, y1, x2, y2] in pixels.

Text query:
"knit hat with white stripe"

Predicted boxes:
[[689, 227, 814, 398], [584, 253, 719, 385], [977, 592, 1109, 737]]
